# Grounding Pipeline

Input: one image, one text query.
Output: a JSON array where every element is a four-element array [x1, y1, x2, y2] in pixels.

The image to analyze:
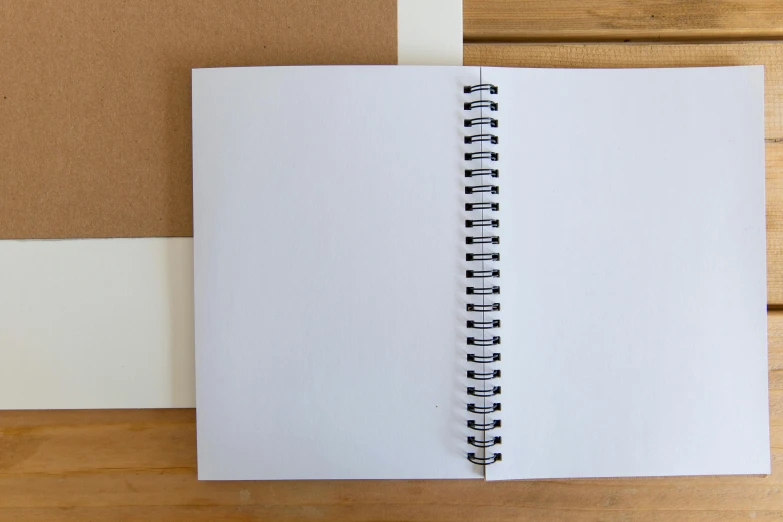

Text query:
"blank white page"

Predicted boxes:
[[486, 66, 768, 479], [193, 66, 480, 480]]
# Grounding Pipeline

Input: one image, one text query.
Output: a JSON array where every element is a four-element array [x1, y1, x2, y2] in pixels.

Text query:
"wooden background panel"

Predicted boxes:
[[465, 42, 783, 305], [464, 0, 783, 42], [1, 311, 781, 520]]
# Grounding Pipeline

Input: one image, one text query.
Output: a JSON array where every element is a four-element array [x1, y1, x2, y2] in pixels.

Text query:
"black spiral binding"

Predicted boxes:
[[464, 82, 501, 467]]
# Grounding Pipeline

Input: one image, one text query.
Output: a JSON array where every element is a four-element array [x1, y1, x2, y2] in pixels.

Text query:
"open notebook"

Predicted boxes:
[[192, 65, 769, 481]]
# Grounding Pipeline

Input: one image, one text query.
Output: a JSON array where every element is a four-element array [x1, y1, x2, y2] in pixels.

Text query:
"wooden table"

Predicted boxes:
[[4, 2, 783, 520]]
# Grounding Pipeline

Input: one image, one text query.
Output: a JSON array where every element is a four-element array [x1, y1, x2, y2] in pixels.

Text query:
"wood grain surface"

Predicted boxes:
[[1, 311, 780, 521], [464, 0, 783, 42], [465, 42, 783, 306]]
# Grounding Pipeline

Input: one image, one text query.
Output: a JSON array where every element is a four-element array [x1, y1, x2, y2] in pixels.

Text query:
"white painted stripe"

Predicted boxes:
[[398, 0, 463, 65], [0, 239, 195, 408]]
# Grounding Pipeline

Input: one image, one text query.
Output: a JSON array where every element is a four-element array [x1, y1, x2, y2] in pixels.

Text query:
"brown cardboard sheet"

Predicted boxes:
[[0, 0, 396, 239]]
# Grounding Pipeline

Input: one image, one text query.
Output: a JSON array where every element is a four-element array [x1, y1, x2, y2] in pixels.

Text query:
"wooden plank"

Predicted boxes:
[[1, 311, 782, 520], [465, 42, 783, 305], [464, 0, 783, 43]]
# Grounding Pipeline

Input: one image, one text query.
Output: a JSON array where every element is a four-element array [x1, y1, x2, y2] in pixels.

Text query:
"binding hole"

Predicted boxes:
[[467, 336, 501, 346], [467, 369, 501, 380], [466, 253, 500, 262], [464, 169, 499, 178], [465, 236, 499, 245], [465, 202, 499, 211], [464, 151, 499, 162], [466, 286, 500, 295], [466, 219, 499, 228], [467, 319, 501, 330], [464, 134, 499, 145], [467, 353, 501, 363], [464, 100, 498, 111], [465, 184, 499, 194], [468, 436, 502, 448], [464, 117, 498, 128], [466, 269, 500, 279], [463, 84, 498, 94], [468, 452, 502, 465], [468, 403, 502, 414], [467, 419, 502, 430], [467, 303, 500, 312], [467, 386, 501, 397]]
